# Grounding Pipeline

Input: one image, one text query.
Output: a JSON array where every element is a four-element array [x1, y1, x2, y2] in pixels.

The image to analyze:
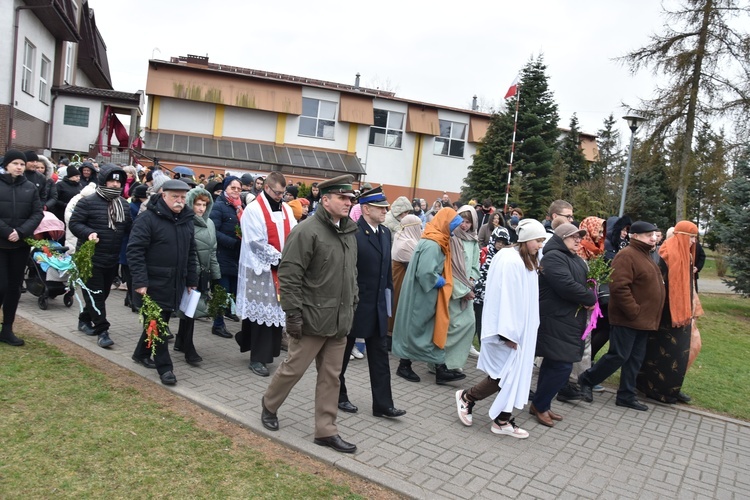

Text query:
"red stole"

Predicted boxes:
[[257, 198, 291, 302]]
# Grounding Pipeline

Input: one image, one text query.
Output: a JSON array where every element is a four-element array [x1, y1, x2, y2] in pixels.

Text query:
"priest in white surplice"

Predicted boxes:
[[235, 171, 296, 377]]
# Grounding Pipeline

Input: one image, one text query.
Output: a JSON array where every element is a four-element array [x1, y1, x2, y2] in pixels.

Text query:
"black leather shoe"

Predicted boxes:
[[78, 320, 96, 336], [557, 383, 584, 403], [163, 326, 174, 340], [225, 313, 240, 322], [373, 407, 406, 418], [396, 363, 421, 382], [212, 325, 234, 338], [132, 355, 157, 369], [338, 401, 358, 413], [313, 434, 357, 454], [160, 371, 177, 385], [436, 364, 466, 385], [577, 374, 594, 403], [676, 391, 692, 403], [261, 397, 278, 431], [186, 354, 203, 366], [249, 361, 269, 377], [616, 399, 648, 411]]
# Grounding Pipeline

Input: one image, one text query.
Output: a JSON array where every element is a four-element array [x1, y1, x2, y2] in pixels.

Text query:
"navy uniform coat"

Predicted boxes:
[[350, 216, 393, 338]]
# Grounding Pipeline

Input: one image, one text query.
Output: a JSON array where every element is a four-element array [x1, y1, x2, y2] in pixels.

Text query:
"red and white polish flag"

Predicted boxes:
[[504, 75, 519, 99]]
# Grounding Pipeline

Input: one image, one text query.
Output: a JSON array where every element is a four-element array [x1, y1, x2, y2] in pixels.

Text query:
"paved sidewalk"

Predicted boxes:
[[16, 289, 750, 499]]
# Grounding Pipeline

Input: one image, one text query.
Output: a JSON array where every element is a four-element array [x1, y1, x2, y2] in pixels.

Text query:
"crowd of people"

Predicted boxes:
[[0, 148, 706, 453]]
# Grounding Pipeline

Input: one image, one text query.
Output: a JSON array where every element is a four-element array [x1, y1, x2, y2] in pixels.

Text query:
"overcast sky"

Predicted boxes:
[[92, 0, 669, 138]]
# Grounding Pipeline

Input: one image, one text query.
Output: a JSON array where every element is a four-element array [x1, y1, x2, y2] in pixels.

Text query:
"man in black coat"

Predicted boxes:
[[127, 180, 198, 385], [22, 151, 48, 203], [69, 164, 132, 348], [337, 187, 406, 419]]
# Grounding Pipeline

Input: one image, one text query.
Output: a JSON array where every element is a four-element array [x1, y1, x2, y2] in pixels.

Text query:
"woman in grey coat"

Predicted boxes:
[[174, 187, 221, 365]]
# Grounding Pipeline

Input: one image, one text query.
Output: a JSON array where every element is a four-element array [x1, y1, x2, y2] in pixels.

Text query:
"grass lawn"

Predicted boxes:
[[595, 293, 750, 421], [0, 330, 374, 498]]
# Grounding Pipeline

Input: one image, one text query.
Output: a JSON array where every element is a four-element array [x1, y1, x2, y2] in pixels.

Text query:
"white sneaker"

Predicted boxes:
[[469, 346, 480, 358], [351, 346, 364, 359], [455, 390, 474, 426], [491, 418, 529, 439]]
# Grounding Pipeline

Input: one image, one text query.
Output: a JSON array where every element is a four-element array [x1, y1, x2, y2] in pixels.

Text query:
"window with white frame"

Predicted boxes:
[[298, 97, 336, 139], [22, 40, 35, 95], [64, 42, 74, 84], [39, 56, 50, 104], [433, 120, 466, 158], [369, 109, 404, 149]]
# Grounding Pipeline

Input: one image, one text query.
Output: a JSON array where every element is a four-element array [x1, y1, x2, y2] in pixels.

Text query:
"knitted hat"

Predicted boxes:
[[1, 149, 27, 167], [66, 166, 81, 178], [516, 219, 547, 243], [287, 199, 303, 221], [23, 151, 39, 162]]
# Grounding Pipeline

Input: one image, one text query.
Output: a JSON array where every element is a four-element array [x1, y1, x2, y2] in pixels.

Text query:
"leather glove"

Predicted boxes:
[[434, 276, 446, 289], [285, 312, 303, 339]]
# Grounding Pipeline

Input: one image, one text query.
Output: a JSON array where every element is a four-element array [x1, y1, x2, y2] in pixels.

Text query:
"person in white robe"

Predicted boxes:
[[454, 219, 547, 439], [235, 172, 296, 377]]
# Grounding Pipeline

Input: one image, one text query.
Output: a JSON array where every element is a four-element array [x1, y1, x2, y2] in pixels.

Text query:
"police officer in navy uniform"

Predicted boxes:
[[338, 186, 406, 419]]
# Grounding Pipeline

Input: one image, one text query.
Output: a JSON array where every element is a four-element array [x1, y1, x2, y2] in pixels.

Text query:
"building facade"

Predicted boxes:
[[1, 0, 142, 160], [143, 55, 491, 203]]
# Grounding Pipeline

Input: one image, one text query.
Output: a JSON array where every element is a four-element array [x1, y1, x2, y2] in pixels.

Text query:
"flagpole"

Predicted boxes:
[[503, 85, 520, 214]]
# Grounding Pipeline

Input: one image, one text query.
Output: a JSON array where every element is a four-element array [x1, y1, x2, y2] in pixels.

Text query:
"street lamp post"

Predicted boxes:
[[619, 114, 646, 217]]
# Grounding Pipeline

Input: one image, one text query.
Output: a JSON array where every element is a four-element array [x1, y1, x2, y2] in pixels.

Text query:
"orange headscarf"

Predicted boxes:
[[577, 216, 605, 261], [659, 220, 698, 327], [421, 207, 457, 349]]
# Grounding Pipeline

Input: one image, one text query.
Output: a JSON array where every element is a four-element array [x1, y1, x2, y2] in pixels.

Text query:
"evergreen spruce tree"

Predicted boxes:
[[559, 113, 589, 186], [462, 55, 559, 219], [688, 124, 729, 229], [625, 141, 675, 230], [714, 145, 750, 296]]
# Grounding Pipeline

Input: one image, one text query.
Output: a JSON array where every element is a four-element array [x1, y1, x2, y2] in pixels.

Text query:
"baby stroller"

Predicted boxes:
[[25, 212, 76, 310]]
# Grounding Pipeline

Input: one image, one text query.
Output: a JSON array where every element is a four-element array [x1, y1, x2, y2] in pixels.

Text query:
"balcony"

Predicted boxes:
[[26, 0, 80, 42]]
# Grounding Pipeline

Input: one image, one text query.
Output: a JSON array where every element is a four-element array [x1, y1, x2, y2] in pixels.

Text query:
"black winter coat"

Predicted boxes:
[[68, 190, 132, 268], [127, 196, 198, 311], [50, 178, 82, 221], [0, 173, 44, 249], [536, 235, 597, 362], [23, 169, 48, 202], [349, 216, 393, 338], [209, 193, 241, 276]]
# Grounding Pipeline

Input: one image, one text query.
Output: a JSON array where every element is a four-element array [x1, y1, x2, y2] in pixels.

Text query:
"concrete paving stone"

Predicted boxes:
[[506, 473, 531, 491], [418, 475, 446, 493], [681, 478, 720, 497], [521, 485, 561, 500]]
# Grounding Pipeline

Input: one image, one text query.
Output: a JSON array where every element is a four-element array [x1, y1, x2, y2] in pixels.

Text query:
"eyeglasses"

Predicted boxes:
[[266, 186, 285, 197], [558, 213, 574, 221]]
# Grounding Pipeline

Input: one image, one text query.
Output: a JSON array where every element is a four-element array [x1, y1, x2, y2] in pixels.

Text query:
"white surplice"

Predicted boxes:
[[235, 195, 296, 327]]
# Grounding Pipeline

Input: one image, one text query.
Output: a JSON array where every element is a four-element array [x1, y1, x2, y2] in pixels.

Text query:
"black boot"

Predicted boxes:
[[0, 326, 24, 346], [396, 359, 420, 382], [436, 364, 466, 385]]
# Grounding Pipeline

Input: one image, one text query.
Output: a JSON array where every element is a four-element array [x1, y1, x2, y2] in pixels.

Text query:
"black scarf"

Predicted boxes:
[[96, 187, 125, 230]]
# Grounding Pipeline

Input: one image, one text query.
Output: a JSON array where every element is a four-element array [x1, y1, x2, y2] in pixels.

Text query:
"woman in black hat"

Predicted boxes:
[[0, 150, 44, 346]]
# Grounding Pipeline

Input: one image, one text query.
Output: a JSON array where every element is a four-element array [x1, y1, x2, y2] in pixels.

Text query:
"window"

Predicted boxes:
[[298, 97, 336, 139], [64, 42, 74, 84], [22, 40, 35, 95], [369, 109, 404, 149], [433, 120, 466, 158], [63, 105, 89, 127], [39, 56, 50, 104]]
